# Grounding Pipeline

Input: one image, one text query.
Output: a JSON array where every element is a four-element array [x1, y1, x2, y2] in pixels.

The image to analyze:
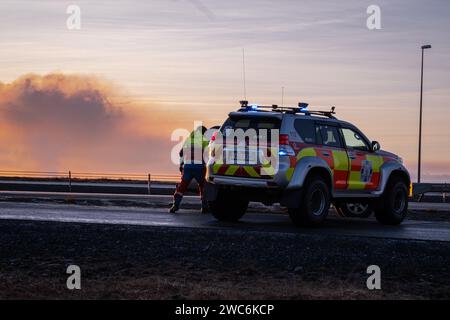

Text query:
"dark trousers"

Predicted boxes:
[[174, 166, 206, 198]]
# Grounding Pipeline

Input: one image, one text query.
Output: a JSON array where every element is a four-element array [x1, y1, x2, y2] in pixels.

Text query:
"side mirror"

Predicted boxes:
[[371, 141, 381, 152]]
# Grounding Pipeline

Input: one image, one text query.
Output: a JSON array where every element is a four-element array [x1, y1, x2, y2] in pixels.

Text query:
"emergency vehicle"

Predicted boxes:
[[204, 101, 411, 226]]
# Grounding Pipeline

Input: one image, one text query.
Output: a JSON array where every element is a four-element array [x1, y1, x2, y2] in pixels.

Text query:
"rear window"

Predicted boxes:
[[221, 117, 280, 132], [219, 116, 280, 146]]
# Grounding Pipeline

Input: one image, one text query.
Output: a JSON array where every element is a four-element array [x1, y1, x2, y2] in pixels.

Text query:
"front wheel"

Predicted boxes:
[[336, 201, 373, 218], [288, 175, 331, 227], [208, 189, 248, 222], [374, 177, 408, 225]]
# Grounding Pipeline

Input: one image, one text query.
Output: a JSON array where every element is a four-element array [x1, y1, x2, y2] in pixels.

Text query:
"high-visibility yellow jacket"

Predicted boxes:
[[180, 131, 209, 167]]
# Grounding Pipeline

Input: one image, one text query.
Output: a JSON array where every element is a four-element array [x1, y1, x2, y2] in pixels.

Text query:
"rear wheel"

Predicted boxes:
[[374, 176, 408, 225], [208, 189, 248, 222], [336, 201, 373, 218], [288, 175, 330, 227]]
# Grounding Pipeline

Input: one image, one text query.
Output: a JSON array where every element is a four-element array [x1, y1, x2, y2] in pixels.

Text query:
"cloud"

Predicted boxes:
[[1, 74, 122, 140], [0, 73, 178, 174]]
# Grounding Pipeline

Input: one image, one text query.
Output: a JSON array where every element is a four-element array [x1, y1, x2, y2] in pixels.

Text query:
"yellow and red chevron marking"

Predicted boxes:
[[211, 144, 279, 178], [212, 163, 269, 178]]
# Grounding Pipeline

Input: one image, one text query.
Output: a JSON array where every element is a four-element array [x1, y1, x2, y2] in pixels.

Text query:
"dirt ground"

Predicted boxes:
[[1, 218, 449, 300]]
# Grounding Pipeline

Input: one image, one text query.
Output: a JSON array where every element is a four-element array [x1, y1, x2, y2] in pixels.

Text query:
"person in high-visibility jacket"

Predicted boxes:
[[169, 126, 209, 213]]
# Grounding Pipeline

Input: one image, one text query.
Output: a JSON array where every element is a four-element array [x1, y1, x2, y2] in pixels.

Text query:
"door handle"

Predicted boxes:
[[321, 152, 330, 157]]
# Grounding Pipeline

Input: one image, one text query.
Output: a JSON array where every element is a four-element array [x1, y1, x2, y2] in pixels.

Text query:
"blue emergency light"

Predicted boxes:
[[298, 102, 309, 112], [239, 100, 260, 111]]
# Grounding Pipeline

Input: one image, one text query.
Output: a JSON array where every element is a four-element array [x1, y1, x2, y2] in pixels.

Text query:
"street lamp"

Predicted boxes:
[[418, 44, 431, 183]]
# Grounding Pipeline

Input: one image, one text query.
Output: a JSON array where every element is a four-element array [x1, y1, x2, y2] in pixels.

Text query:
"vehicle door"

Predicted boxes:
[[315, 122, 349, 190], [341, 126, 380, 190]]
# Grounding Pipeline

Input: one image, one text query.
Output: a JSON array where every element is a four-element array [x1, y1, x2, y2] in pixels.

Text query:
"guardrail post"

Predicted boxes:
[[69, 170, 72, 192], [444, 185, 447, 203], [148, 173, 151, 195]]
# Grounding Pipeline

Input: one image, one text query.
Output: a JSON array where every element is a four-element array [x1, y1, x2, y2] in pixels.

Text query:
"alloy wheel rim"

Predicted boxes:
[[310, 189, 325, 216], [393, 190, 406, 213], [346, 203, 369, 215]]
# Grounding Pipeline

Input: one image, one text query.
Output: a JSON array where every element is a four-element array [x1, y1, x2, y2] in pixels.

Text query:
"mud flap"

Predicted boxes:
[[280, 188, 303, 208], [203, 182, 219, 201]]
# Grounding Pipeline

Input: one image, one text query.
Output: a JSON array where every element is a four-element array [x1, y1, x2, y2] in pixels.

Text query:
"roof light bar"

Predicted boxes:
[[236, 101, 336, 118]]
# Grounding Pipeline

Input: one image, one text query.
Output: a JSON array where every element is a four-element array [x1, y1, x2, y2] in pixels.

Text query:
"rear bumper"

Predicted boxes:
[[204, 178, 302, 208], [204, 175, 279, 203], [208, 175, 272, 188]]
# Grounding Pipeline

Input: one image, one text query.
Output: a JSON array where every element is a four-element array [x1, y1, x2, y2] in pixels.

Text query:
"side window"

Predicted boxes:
[[317, 124, 342, 148], [341, 128, 370, 151], [294, 119, 316, 144]]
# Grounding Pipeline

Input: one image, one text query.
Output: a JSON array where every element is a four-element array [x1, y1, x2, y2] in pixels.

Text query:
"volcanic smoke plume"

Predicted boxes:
[[0, 73, 175, 174]]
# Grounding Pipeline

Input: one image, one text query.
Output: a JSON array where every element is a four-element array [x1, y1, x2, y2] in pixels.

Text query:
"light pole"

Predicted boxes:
[[418, 44, 431, 183]]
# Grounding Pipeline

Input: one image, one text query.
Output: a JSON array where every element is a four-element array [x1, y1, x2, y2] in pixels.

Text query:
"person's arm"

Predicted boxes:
[[179, 148, 184, 172]]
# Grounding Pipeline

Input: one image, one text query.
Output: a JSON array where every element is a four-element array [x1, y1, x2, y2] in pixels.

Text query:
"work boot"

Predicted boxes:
[[169, 193, 183, 213], [201, 199, 209, 214]]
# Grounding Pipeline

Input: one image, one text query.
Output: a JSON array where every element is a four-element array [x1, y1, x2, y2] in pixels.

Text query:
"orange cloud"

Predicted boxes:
[[0, 73, 179, 174]]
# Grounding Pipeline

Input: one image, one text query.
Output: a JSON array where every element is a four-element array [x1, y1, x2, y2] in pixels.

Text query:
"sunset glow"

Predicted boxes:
[[1, 0, 449, 181]]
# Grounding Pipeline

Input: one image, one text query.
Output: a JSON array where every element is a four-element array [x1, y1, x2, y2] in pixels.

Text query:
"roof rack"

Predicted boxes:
[[238, 101, 337, 119]]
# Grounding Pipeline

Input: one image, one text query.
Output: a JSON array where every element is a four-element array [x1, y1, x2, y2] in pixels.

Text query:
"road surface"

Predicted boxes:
[[1, 201, 450, 242], [1, 190, 450, 211]]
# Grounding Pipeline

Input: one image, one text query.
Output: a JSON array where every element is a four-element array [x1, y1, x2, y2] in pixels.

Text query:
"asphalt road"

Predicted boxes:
[[1, 201, 450, 242], [1, 190, 450, 211]]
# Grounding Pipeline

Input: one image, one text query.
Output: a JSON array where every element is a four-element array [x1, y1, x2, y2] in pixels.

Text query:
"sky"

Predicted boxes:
[[0, 0, 449, 181]]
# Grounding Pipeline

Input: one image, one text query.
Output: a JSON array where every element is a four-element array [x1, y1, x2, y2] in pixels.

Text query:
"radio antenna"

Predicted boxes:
[[281, 86, 284, 107], [242, 48, 247, 100]]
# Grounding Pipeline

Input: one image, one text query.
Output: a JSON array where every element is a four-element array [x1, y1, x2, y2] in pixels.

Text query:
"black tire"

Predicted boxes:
[[208, 189, 248, 222], [336, 201, 373, 218], [288, 175, 331, 227], [374, 176, 408, 225]]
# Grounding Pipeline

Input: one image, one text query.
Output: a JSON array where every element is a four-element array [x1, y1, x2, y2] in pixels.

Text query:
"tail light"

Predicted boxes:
[[278, 134, 295, 156], [209, 131, 219, 157], [210, 130, 219, 142], [279, 134, 289, 145]]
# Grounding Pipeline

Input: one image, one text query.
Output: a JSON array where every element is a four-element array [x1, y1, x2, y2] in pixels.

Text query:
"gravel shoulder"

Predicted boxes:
[[1, 218, 449, 299]]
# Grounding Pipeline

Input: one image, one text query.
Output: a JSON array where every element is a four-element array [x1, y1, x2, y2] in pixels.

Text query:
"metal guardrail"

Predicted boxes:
[[413, 183, 450, 203], [0, 170, 448, 201], [0, 170, 179, 195]]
